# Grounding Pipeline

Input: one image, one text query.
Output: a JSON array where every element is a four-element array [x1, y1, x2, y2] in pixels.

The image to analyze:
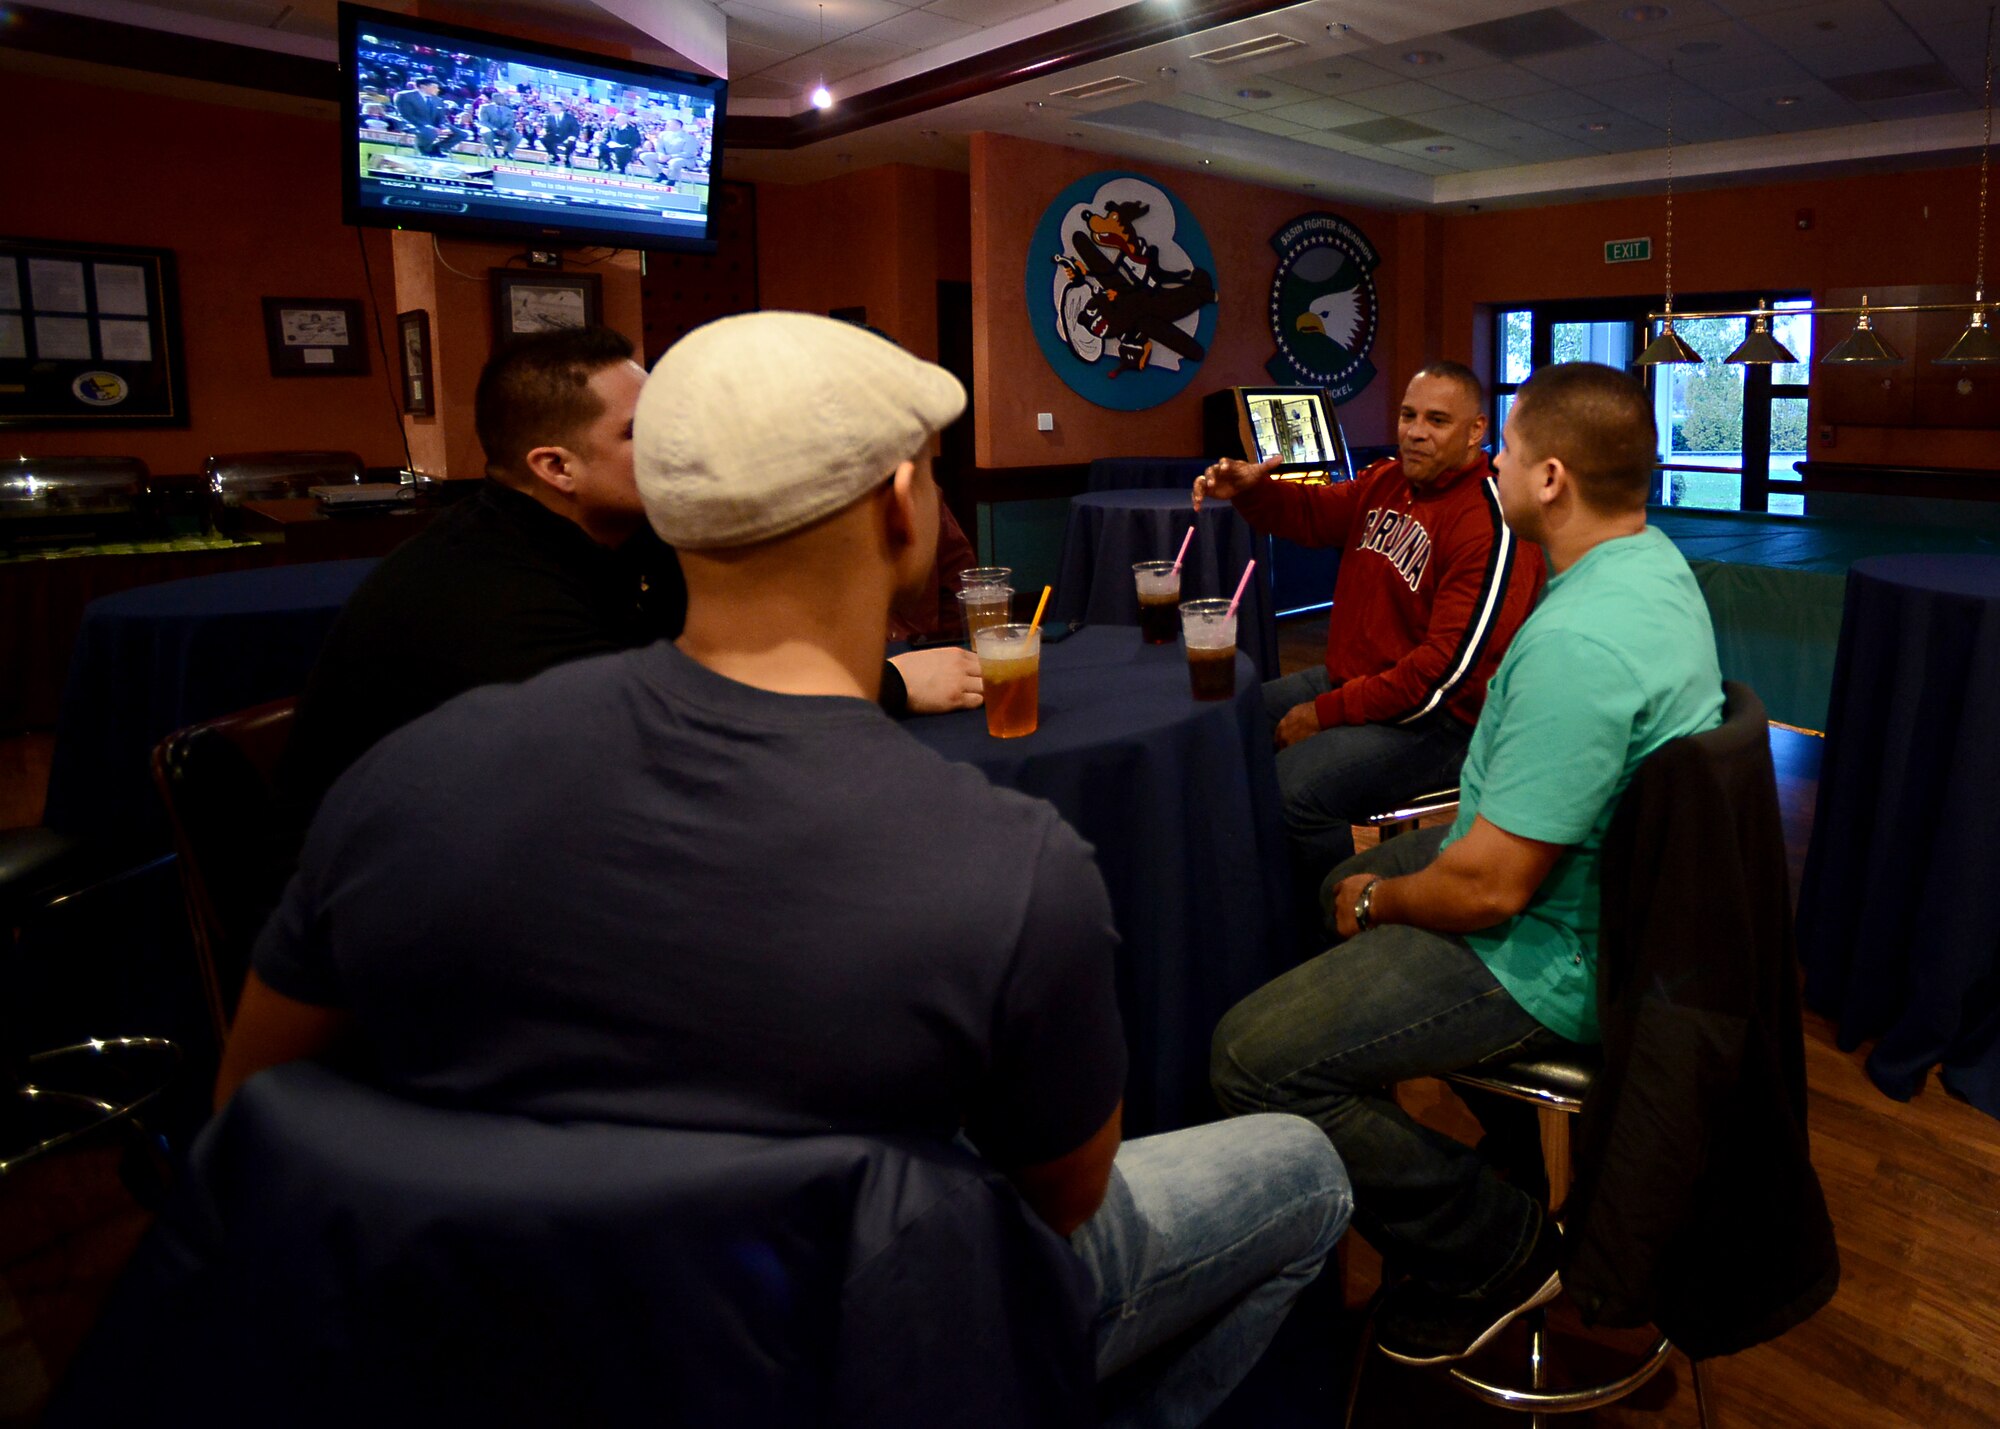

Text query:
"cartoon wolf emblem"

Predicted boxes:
[[1049, 182, 1216, 377]]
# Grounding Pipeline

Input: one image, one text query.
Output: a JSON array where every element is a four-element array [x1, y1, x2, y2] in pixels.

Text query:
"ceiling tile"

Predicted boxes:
[[860, 8, 977, 50], [1288, 129, 1377, 154], [1419, 102, 1522, 139], [1558, 108, 1668, 148], [759, 33, 917, 86], [1615, 18, 1769, 64], [1265, 95, 1380, 129], [1260, 57, 1416, 97], [1353, 34, 1505, 73], [1561, 0, 1734, 39], [1426, 62, 1561, 101], [1741, 0, 1909, 51], [1484, 127, 1598, 159], [1489, 86, 1606, 120], [1157, 93, 1243, 119], [922, 0, 1065, 22], [1789, 31, 1938, 78], [1925, 20, 2000, 91], [1677, 53, 1815, 93], [725, 39, 794, 76], [1518, 41, 1659, 83], [727, 75, 797, 100], [1223, 112, 1316, 137], [720, 0, 906, 51], [1856, 90, 1985, 121], [1342, 79, 1464, 115], [1449, 7, 1609, 60], [1176, 76, 1328, 112]]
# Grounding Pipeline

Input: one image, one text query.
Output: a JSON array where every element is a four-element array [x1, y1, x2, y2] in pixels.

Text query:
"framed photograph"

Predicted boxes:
[[262, 297, 368, 377], [1, 235, 189, 428], [491, 269, 602, 346], [397, 308, 434, 416]]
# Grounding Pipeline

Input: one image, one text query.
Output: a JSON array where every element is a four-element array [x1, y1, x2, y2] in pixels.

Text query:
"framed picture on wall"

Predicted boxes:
[[262, 297, 369, 377], [491, 269, 602, 346], [0, 235, 189, 428], [397, 309, 435, 416]]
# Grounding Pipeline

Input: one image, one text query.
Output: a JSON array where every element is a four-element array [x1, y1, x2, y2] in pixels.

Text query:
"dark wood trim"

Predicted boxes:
[[10, 3, 341, 102], [1796, 460, 2000, 502], [966, 463, 1091, 505], [9, 0, 1302, 150]]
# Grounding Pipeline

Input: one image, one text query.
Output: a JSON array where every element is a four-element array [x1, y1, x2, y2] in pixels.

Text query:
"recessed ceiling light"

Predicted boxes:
[[1425, 143, 1455, 152], [1581, 120, 1611, 131], [1025, 100, 1044, 109], [919, 129, 939, 138], [1303, 182, 1317, 189], [1157, 65, 1178, 76], [1324, 71, 1343, 81], [1237, 88, 1272, 100], [1677, 40, 1722, 55], [1621, 5, 1670, 21], [1067, 131, 1084, 138], [1202, 158, 1212, 164], [1772, 95, 1800, 106], [1403, 50, 1444, 66]]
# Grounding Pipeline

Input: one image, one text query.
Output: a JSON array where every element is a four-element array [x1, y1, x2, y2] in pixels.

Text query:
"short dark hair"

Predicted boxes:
[[1509, 362, 1657, 512], [474, 326, 635, 480], [1408, 360, 1486, 411]]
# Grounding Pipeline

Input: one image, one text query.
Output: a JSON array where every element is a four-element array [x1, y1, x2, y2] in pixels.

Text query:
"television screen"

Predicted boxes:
[[1236, 387, 1352, 481], [339, 3, 726, 253]]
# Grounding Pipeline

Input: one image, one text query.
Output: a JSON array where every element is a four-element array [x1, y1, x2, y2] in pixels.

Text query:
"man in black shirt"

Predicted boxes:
[[281, 327, 982, 823]]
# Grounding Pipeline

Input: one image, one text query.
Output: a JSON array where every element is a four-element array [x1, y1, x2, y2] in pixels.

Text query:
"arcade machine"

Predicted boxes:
[[1201, 386, 1353, 616]]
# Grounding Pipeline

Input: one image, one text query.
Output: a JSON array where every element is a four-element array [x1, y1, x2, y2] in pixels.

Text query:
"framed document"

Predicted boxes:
[[262, 297, 369, 377], [491, 269, 603, 346], [0, 236, 188, 428], [397, 308, 435, 416]]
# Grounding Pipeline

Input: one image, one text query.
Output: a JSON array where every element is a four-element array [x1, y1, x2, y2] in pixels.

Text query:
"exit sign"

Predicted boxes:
[[1605, 237, 1653, 264]]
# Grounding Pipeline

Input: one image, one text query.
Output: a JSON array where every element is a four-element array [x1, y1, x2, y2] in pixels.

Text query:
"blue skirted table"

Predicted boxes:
[[1051, 489, 1279, 680], [905, 627, 1295, 1134], [1086, 457, 1209, 493], [43, 560, 377, 851], [1797, 554, 2000, 1119]]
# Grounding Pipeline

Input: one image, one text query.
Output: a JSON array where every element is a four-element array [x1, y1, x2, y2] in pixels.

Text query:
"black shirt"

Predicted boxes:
[[281, 480, 687, 823], [257, 642, 1127, 1167]]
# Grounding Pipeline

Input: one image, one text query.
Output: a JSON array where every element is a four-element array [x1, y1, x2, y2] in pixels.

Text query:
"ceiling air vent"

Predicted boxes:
[[1192, 33, 1306, 66], [1051, 75, 1145, 101]]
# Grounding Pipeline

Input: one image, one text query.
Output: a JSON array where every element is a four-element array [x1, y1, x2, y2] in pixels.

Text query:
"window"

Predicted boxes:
[[1490, 294, 1810, 515]]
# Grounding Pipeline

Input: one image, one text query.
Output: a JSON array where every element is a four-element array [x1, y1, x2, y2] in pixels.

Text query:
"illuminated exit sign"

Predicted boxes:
[[1604, 237, 1653, 264]]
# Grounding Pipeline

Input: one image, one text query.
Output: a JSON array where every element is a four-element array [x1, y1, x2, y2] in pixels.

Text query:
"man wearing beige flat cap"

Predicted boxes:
[[222, 312, 1350, 1427]]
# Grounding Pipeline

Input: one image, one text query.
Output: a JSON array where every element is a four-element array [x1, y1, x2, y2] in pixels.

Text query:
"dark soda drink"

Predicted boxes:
[[1138, 595, 1181, 644], [1187, 644, 1236, 701]]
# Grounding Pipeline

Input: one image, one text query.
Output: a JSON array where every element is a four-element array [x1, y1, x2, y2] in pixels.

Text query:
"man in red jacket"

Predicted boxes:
[[1196, 362, 1544, 883]]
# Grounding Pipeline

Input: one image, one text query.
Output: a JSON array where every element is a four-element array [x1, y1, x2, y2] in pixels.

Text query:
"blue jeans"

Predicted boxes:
[[1070, 1114, 1350, 1429], [1261, 668, 1471, 882], [1210, 829, 1573, 1296]]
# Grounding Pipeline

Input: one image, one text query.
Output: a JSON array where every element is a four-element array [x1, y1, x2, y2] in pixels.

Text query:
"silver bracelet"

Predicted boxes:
[[1355, 877, 1383, 933]]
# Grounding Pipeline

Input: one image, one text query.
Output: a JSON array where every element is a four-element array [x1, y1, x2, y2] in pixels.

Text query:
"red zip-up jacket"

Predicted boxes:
[[1232, 453, 1545, 729]]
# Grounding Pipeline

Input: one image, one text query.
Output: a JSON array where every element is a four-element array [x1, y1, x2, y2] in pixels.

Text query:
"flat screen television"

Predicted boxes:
[[1235, 386, 1355, 483], [339, 3, 727, 253]]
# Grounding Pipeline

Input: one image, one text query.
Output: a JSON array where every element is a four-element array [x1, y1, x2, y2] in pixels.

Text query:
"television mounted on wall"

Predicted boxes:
[[339, 3, 727, 254]]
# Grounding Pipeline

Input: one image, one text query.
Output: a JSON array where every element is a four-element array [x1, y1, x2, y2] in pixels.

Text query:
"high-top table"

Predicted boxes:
[[43, 560, 376, 852], [1050, 489, 1279, 680], [1797, 554, 2000, 1119], [905, 626, 1295, 1134]]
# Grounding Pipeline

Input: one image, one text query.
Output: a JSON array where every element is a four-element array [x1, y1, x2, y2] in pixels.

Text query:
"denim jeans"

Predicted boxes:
[[1261, 668, 1471, 883], [1210, 828, 1573, 1296], [1069, 1114, 1351, 1429]]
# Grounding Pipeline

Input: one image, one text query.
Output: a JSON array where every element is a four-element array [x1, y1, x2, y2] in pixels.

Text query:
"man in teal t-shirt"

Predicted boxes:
[[1213, 362, 1723, 1367]]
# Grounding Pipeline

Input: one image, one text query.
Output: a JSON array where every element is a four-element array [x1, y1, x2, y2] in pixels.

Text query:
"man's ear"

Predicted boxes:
[[1467, 411, 1489, 446], [882, 458, 920, 551], [521, 444, 575, 496], [1539, 455, 1569, 508]]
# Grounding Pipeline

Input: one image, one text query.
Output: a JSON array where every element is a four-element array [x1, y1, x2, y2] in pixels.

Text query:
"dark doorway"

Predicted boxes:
[[935, 280, 976, 546]]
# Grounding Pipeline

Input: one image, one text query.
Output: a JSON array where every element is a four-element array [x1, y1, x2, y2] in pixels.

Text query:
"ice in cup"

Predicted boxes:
[[1132, 561, 1182, 645], [973, 623, 1041, 738], [957, 583, 1014, 645], [959, 567, 1012, 591], [1180, 598, 1238, 702]]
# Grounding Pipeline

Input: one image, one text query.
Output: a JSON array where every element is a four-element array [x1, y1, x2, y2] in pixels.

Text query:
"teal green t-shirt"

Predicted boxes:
[[1441, 525, 1723, 1044]]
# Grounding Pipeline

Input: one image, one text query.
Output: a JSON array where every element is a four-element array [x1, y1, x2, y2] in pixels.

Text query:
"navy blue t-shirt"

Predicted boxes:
[[254, 641, 1127, 1167]]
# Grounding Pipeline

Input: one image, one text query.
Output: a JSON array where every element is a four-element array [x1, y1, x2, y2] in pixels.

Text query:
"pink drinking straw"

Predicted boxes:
[[1227, 559, 1257, 620], [1171, 526, 1195, 573]]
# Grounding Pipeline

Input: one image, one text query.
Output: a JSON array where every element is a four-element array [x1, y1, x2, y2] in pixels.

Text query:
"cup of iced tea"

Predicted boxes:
[[1180, 598, 1238, 702], [973, 623, 1041, 738], [1132, 561, 1182, 644], [959, 567, 1012, 592], [958, 582, 1014, 646]]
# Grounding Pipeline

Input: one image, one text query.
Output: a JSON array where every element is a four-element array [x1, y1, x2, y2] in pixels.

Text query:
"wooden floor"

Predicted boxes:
[[1271, 616, 2000, 1429]]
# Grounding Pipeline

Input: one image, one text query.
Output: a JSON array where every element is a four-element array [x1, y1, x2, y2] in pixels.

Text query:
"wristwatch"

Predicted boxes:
[[1354, 877, 1383, 933]]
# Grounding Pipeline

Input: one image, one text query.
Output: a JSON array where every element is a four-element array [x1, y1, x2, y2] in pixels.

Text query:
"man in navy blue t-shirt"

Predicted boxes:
[[221, 312, 1350, 1426]]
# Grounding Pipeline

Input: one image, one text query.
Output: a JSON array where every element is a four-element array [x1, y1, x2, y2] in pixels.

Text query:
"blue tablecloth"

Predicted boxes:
[[1797, 554, 2000, 1119], [1086, 457, 1208, 493], [906, 627, 1295, 1135], [44, 560, 376, 850], [1050, 490, 1279, 680]]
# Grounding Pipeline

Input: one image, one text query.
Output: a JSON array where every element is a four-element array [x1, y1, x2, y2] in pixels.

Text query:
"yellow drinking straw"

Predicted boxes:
[[1030, 584, 1052, 632]]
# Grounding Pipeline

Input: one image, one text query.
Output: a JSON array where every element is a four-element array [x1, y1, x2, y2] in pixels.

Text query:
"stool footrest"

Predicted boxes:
[[1446, 1329, 1674, 1413]]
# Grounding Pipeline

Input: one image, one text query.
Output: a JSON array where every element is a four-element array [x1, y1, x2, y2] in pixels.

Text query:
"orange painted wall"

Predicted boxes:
[[970, 133, 1408, 469], [4, 69, 406, 475], [756, 164, 970, 363], [1434, 166, 2000, 471]]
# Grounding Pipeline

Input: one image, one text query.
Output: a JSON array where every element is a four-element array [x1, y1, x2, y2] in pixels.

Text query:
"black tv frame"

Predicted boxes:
[[338, 2, 728, 254]]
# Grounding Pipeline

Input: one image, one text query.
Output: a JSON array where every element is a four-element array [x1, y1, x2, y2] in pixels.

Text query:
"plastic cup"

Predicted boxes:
[[1180, 598, 1237, 702], [957, 583, 1014, 646], [958, 567, 1012, 591], [974, 623, 1041, 738], [1132, 561, 1182, 645]]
